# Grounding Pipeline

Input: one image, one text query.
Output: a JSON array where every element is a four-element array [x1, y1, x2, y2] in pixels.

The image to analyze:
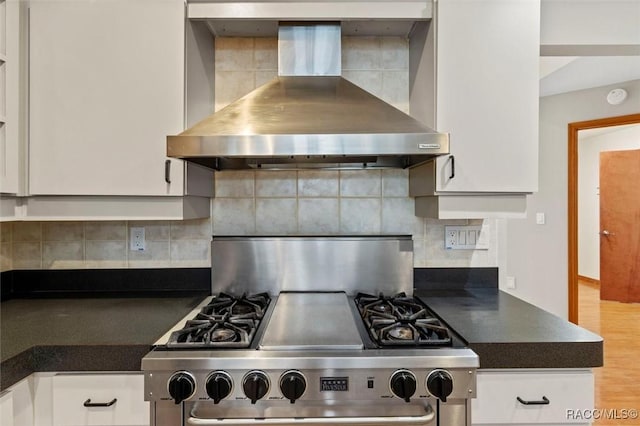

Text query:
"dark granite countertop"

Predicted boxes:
[[1, 285, 603, 391], [1, 297, 203, 390], [415, 288, 603, 369]]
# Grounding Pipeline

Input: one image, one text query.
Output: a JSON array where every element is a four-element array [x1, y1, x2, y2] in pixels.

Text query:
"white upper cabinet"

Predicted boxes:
[[0, 0, 21, 196], [435, 0, 539, 193], [409, 0, 540, 217], [29, 0, 186, 196]]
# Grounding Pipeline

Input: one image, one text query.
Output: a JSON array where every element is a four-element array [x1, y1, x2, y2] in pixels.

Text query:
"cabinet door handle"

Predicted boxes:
[[165, 160, 172, 184], [449, 155, 455, 180], [83, 398, 117, 407], [517, 396, 549, 405]]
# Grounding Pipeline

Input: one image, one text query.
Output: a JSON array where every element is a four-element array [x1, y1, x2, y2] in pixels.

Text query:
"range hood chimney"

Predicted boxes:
[[167, 23, 449, 171]]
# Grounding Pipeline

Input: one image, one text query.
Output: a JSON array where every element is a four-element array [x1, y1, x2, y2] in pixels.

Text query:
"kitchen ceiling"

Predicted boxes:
[[539, 56, 640, 97]]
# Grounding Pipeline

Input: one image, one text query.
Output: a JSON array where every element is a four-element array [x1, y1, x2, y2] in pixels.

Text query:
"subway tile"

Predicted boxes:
[[0, 222, 12, 243], [254, 37, 278, 70], [128, 241, 171, 267], [170, 218, 212, 240], [340, 198, 381, 234], [381, 37, 409, 70], [340, 170, 381, 197], [342, 36, 381, 70], [215, 38, 254, 71], [43, 222, 83, 241], [128, 221, 170, 241], [212, 198, 256, 235], [13, 222, 42, 242], [382, 169, 409, 197], [85, 240, 126, 268], [42, 241, 83, 269], [12, 242, 42, 269], [381, 198, 424, 236], [215, 171, 255, 198], [215, 71, 256, 111], [341, 70, 383, 99], [256, 198, 297, 234], [1, 243, 12, 271], [298, 170, 339, 197], [256, 171, 297, 197], [298, 199, 339, 234], [382, 71, 409, 113], [84, 221, 126, 240], [170, 239, 211, 266]]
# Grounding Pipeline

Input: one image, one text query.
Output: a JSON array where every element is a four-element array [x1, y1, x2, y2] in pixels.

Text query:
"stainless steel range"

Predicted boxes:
[[142, 236, 478, 426]]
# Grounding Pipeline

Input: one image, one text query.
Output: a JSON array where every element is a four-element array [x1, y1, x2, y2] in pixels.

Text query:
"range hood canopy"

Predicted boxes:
[[168, 23, 449, 171]]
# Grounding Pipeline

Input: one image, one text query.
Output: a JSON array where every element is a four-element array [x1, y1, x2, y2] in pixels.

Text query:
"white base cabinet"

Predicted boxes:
[[472, 369, 594, 426], [1, 389, 15, 426], [51, 374, 148, 426], [3, 372, 148, 426]]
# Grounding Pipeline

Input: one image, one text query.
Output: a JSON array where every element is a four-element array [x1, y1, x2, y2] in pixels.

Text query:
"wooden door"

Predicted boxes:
[[599, 149, 640, 302]]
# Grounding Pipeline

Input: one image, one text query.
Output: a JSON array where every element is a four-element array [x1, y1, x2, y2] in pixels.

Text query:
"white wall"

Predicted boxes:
[[578, 124, 640, 280], [504, 79, 640, 319], [541, 0, 640, 46]]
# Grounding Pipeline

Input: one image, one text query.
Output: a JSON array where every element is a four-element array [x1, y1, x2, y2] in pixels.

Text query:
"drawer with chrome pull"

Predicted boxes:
[[52, 373, 149, 426]]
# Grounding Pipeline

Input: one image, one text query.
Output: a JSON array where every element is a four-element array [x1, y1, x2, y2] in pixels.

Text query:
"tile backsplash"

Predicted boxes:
[[0, 35, 498, 273], [0, 220, 211, 271]]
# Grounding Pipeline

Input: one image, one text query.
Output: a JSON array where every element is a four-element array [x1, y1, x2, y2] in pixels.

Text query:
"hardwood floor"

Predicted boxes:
[[578, 280, 640, 425]]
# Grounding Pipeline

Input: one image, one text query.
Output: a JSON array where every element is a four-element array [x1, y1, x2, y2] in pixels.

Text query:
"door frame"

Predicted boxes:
[[568, 113, 640, 323]]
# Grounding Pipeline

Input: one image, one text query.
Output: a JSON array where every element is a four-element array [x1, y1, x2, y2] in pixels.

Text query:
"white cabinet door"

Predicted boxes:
[[0, 390, 14, 426], [29, 0, 186, 196], [434, 0, 539, 194], [0, 0, 21, 196], [51, 373, 149, 426], [472, 370, 594, 425]]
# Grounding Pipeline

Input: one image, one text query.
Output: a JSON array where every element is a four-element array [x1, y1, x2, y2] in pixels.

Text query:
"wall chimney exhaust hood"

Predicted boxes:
[[167, 23, 449, 171]]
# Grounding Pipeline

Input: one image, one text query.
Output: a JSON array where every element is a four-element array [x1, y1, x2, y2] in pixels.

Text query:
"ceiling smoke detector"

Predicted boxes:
[[606, 88, 628, 105]]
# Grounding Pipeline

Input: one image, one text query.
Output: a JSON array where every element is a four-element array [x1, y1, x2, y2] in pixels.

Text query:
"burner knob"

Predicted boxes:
[[279, 371, 306, 403], [426, 370, 454, 403], [242, 371, 270, 404], [168, 372, 196, 405], [206, 371, 233, 404], [390, 370, 417, 403]]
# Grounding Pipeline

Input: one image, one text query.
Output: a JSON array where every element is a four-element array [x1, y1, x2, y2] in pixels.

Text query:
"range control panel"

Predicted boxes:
[[145, 368, 476, 405]]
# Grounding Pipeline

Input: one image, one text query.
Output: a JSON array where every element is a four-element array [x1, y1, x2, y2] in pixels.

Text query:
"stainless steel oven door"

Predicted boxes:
[[185, 402, 435, 426]]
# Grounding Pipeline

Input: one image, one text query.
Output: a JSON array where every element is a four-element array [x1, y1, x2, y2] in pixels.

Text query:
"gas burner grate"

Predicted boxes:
[[167, 292, 270, 349], [355, 292, 452, 347]]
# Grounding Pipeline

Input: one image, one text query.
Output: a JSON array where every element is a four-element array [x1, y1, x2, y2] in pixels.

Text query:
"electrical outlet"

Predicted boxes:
[[446, 229, 458, 248], [130, 227, 145, 251], [444, 225, 489, 250], [506, 276, 516, 289]]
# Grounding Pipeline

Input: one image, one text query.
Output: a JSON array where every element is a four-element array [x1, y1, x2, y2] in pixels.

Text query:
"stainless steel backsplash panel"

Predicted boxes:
[[211, 236, 413, 296]]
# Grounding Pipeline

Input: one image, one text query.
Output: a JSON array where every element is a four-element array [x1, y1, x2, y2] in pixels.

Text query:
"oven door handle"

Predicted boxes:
[[187, 409, 435, 426]]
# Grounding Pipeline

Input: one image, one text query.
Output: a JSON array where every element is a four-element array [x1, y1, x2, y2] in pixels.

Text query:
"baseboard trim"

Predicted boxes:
[[578, 275, 600, 285]]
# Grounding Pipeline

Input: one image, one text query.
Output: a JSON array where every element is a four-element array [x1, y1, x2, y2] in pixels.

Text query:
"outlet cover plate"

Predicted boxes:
[[444, 225, 489, 250], [130, 227, 146, 251]]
